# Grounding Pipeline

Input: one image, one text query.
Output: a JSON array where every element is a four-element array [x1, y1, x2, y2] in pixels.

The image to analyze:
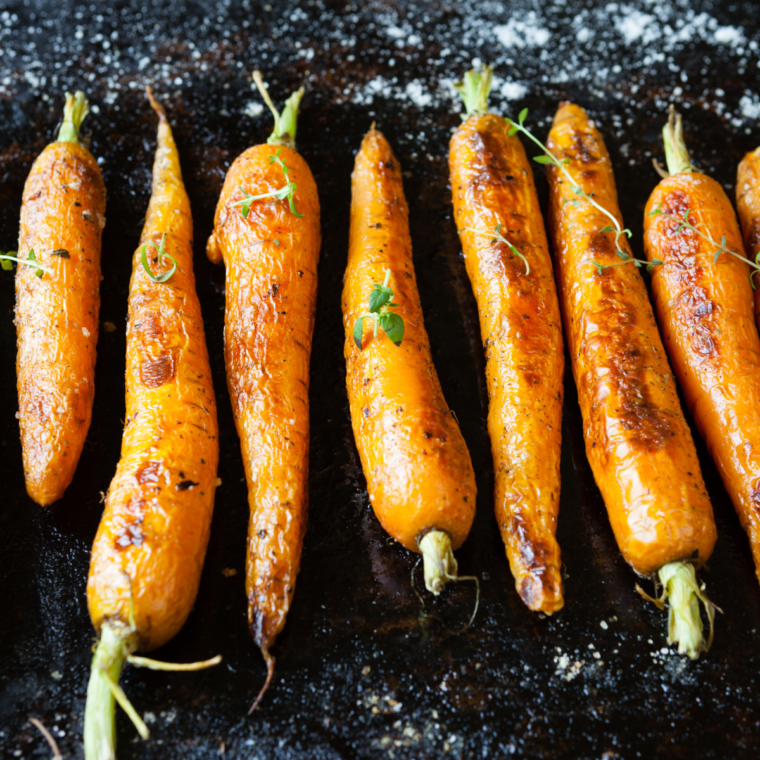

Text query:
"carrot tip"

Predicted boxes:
[[418, 530, 458, 596], [146, 86, 168, 122], [453, 64, 493, 119], [248, 646, 275, 714]]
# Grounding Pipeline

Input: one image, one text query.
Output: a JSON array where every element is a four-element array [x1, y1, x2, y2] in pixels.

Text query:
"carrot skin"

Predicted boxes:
[[87, 102, 219, 652], [548, 103, 716, 577], [449, 114, 564, 613], [736, 147, 760, 328], [207, 144, 320, 651], [343, 128, 476, 553], [645, 169, 760, 584], [16, 141, 105, 505]]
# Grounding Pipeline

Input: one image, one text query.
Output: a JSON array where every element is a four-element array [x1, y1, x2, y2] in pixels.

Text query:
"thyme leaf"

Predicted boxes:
[[353, 269, 405, 350], [141, 233, 177, 283], [234, 148, 303, 219], [460, 224, 529, 275]]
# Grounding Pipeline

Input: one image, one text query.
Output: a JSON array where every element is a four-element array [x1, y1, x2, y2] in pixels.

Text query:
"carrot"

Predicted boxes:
[[544, 102, 717, 658], [644, 106, 760, 594], [343, 126, 477, 597], [736, 146, 760, 327], [15, 91, 105, 506], [448, 67, 565, 614], [84, 89, 220, 760], [206, 72, 320, 711]]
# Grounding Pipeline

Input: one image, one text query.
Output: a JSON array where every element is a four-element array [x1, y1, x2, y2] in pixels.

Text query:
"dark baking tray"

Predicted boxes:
[[2, 1, 760, 757]]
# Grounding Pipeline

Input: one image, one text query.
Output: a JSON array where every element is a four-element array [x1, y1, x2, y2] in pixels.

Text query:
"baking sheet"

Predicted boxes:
[[2, 1, 760, 757]]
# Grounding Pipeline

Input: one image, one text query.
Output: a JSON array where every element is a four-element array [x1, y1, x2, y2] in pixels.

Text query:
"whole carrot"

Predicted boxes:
[[544, 102, 717, 658], [84, 90, 220, 760], [343, 126, 477, 596], [736, 146, 760, 326], [15, 91, 105, 505], [449, 67, 565, 614], [645, 106, 760, 592], [207, 72, 320, 711]]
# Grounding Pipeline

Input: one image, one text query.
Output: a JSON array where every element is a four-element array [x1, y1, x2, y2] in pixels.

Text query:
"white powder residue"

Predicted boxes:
[[714, 25, 745, 46], [243, 102, 264, 118], [614, 8, 659, 46], [739, 94, 760, 121], [402, 81, 432, 108], [491, 75, 528, 102], [494, 13, 551, 49]]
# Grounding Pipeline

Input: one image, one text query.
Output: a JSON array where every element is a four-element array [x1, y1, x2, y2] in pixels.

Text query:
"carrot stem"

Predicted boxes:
[[57, 90, 90, 144], [662, 105, 694, 176], [418, 530, 458, 595], [658, 561, 716, 659], [453, 65, 493, 118], [126, 653, 222, 672], [84, 622, 141, 760], [252, 71, 304, 150]]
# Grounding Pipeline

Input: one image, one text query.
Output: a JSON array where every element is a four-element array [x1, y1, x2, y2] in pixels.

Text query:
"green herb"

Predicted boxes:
[[141, 233, 177, 283], [648, 203, 760, 287], [460, 223, 529, 275], [353, 269, 405, 349], [506, 109, 649, 276], [234, 148, 303, 220], [0, 249, 51, 277]]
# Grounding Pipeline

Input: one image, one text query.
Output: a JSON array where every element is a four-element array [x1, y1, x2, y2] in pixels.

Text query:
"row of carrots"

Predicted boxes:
[[7, 67, 760, 758]]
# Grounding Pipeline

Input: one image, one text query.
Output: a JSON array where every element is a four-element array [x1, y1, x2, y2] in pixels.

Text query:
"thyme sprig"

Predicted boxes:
[[234, 148, 303, 220], [141, 233, 177, 283], [353, 268, 404, 349], [460, 223, 530, 275], [648, 204, 760, 287], [506, 108, 644, 274], [1, 248, 50, 278]]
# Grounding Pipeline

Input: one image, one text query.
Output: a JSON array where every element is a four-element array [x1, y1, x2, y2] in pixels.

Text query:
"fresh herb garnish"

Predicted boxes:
[[0, 248, 50, 277], [506, 108, 647, 276], [234, 148, 303, 220], [460, 223, 530, 275], [648, 204, 760, 287], [141, 233, 177, 283], [353, 269, 405, 350]]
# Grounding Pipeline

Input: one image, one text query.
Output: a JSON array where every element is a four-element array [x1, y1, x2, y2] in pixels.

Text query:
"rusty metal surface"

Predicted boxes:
[[2, 1, 760, 757]]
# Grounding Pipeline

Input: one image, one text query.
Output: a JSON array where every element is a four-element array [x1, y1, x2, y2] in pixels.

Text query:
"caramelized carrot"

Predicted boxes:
[[343, 126, 477, 595], [449, 67, 564, 614], [736, 146, 760, 327], [84, 89, 220, 759], [645, 107, 760, 592], [547, 103, 717, 657], [16, 91, 105, 505], [206, 73, 320, 711]]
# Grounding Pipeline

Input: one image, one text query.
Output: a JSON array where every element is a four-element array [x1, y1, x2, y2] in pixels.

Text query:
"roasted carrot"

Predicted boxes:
[[343, 126, 477, 596], [736, 146, 760, 327], [546, 102, 717, 658], [645, 106, 760, 592], [84, 89, 220, 759], [206, 72, 320, 711], [15, 91, 105, 505], [449, 67, 565, 614]]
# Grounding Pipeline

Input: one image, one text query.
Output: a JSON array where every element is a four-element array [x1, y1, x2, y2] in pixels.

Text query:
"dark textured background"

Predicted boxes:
[[2, 1, 760, 757]]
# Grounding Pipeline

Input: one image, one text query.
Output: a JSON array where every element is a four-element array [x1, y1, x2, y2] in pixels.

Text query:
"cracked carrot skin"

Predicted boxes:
[[87, 95, 219, 652], [16, 104, 105, 506], [736, 146, 760, 328], [207, 145, 320, 653], [343, 128, 476, 554], [645, 150, 760, 585], [548, 103, 716, 577], [450, 113, 564, 613]]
